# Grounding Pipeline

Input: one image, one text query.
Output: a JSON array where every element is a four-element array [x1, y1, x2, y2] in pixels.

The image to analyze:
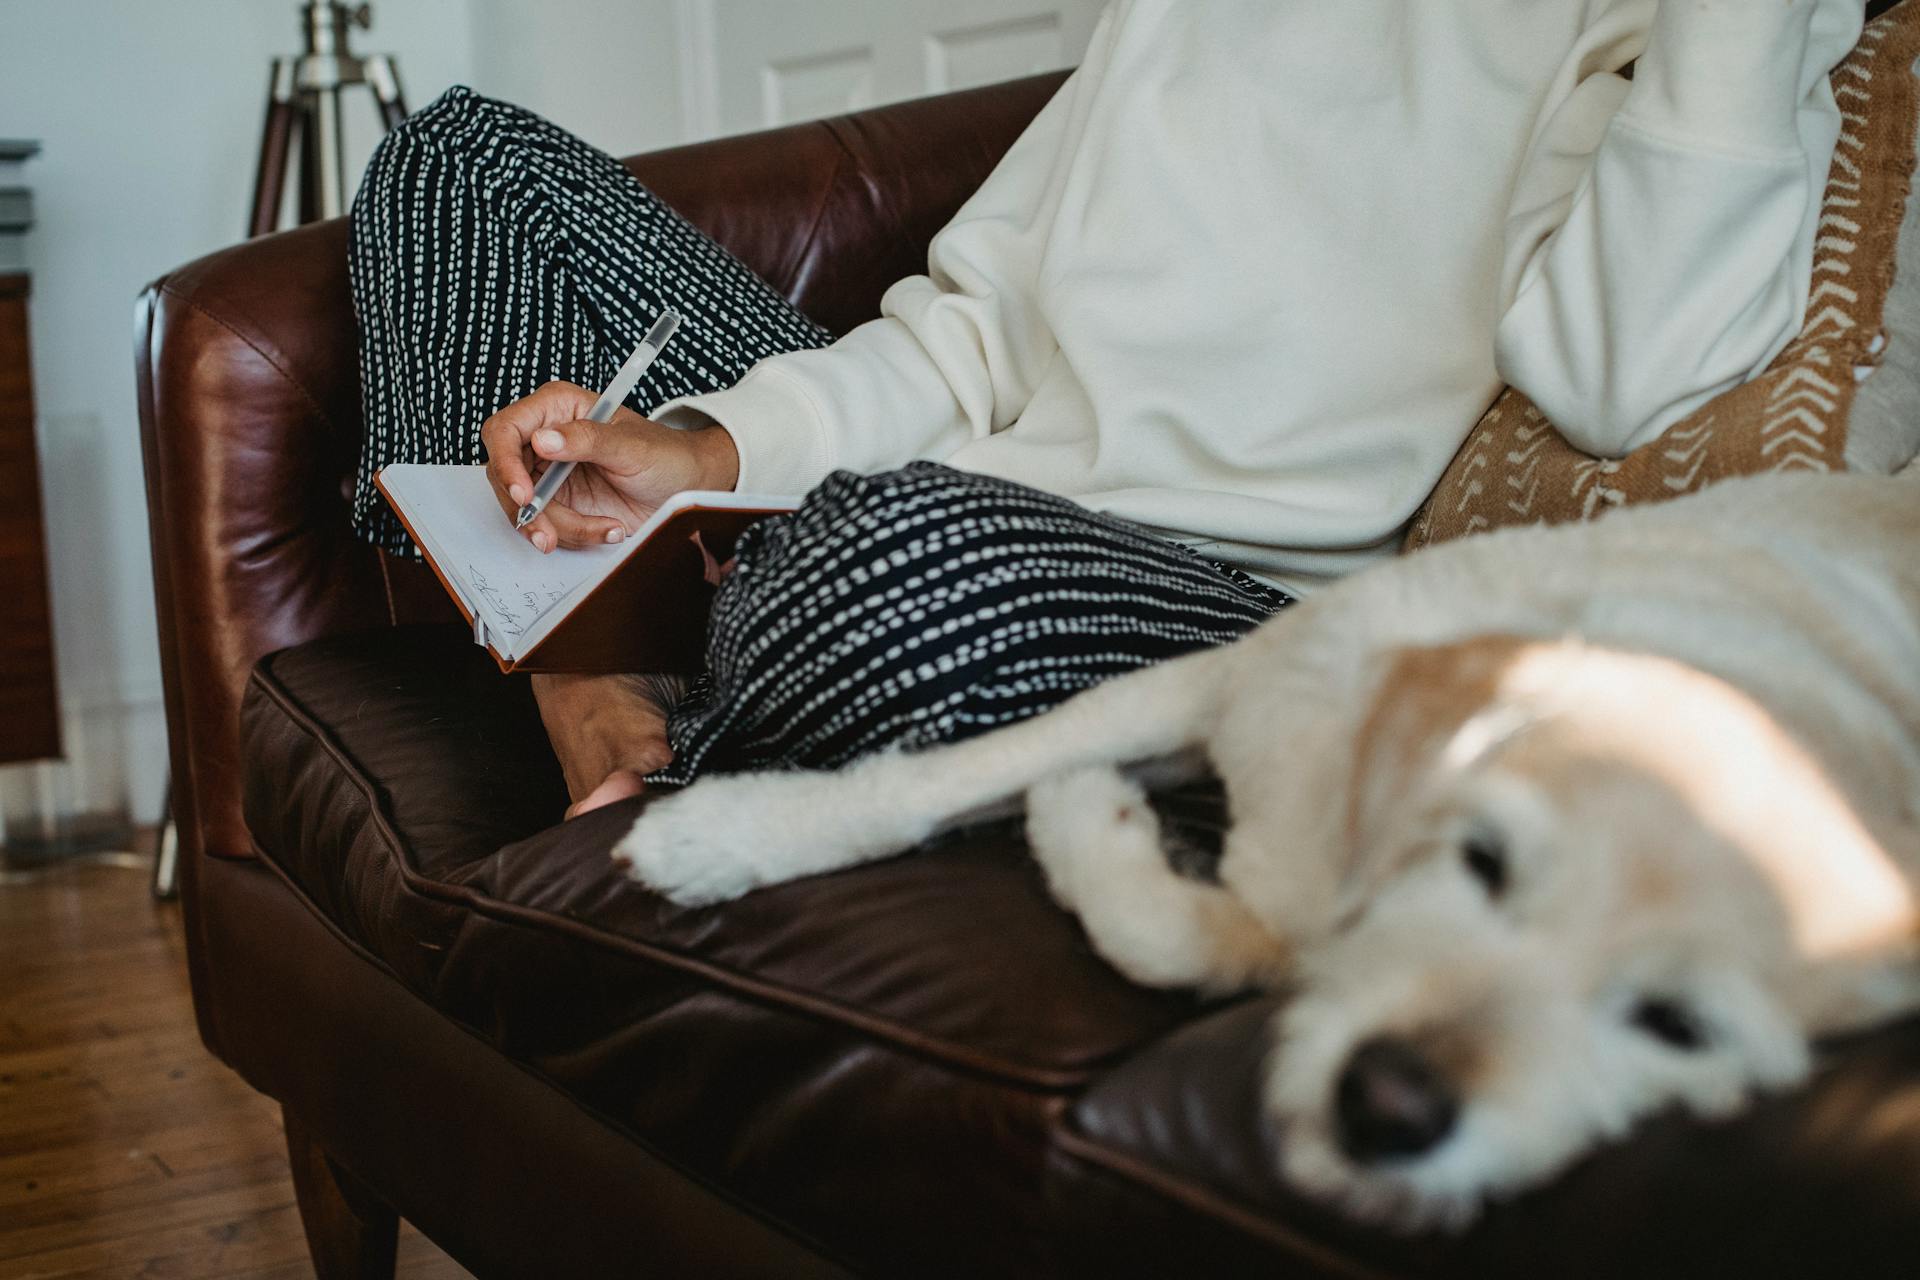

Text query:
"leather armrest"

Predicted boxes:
[[135, 72, 1067, 884], [136, 217, 383, 877]]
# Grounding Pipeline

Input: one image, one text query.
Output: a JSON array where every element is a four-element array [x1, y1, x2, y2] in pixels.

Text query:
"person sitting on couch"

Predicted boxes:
[[346, 0, 1865, 817]]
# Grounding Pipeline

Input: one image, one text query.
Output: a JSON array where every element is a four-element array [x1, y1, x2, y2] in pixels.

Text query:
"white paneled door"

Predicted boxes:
[[677, 0, 1108, 138]]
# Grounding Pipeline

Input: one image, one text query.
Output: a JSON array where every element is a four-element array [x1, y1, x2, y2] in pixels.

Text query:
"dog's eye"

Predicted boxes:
[[1461, 832, 1508, 897], [1630, 997, 1707, 1051]]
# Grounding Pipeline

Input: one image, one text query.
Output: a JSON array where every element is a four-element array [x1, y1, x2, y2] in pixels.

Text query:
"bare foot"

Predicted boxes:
[[531, 672, 682, 817]]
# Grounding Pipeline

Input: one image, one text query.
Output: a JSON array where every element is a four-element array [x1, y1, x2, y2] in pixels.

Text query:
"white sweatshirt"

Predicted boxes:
[[659, 0, 1863, 592]]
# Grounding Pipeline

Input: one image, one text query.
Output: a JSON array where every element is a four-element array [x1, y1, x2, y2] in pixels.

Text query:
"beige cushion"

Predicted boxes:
[[1407, 2, 1920, 551]]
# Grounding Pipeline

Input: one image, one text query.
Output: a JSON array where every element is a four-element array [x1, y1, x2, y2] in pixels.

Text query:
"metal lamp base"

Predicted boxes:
[[249, 1, 408, 237]]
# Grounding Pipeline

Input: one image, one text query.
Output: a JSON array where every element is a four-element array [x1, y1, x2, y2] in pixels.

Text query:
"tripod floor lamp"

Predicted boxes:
[[249, 1, 408, 238]]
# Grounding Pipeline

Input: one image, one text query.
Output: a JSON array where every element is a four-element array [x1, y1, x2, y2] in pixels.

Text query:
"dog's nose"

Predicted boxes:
[[1335, 1036, 1459, 1162]]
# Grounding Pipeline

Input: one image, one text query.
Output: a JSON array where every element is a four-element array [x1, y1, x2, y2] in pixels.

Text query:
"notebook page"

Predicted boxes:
[[379, 464, 624, 659]]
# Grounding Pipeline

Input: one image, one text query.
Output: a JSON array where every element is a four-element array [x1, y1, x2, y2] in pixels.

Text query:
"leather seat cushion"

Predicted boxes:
[[240, 624, 1207, 1275], [241, 625, 1199, 1079]]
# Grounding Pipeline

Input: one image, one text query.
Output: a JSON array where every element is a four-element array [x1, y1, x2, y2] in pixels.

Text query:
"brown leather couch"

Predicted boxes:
[[136, 69, 1920, 1280]]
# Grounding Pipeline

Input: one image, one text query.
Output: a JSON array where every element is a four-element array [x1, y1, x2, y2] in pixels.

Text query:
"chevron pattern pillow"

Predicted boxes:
[[1407, 1, 1920, 551]]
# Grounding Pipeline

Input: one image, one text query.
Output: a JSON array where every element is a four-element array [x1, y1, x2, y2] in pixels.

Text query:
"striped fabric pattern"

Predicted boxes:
[[348, 86, 832, 553], [349, 89, 1290, 781], [651, 463, 1290, 783]]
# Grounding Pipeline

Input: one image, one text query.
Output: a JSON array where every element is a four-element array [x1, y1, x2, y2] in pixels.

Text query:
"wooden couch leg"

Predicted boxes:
[[284, 1109, 399, 1280]]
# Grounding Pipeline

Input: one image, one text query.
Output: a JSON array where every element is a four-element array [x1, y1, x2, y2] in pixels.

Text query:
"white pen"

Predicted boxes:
[[514, 309, 683, 530]]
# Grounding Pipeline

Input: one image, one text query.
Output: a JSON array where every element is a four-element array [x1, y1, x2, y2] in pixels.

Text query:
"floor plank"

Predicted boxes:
[[0, 864, 471, 1279]]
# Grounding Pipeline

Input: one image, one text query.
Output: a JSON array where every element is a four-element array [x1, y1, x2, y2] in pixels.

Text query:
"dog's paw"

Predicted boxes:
[[612, 766, 916, 906], [611, 776, 799, 906], [1026, 765, 1161, 910]]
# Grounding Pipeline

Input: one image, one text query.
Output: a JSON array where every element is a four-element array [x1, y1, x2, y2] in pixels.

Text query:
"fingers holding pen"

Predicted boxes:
[[481, 418, 532, 514], [481, 381, 599, 515], [529, 415, 653, 475], [538, 502, 629, 552], [479, 382, 670, 550], [505, 496, 622, 554], [514, 428, 631, 552]]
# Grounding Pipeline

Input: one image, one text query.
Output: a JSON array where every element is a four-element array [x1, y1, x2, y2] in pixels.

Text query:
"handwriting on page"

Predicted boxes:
[[465, 564, 575, 637]]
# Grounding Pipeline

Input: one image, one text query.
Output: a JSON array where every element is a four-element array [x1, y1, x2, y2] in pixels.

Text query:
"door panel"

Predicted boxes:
[[926, 13, 1069, 93], [683, 0, 1106, 136]]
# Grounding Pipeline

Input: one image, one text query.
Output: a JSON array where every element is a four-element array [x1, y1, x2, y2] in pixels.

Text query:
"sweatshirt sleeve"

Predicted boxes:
[[653, 5, 1123, 494], [1493, 0, 1864, 458]]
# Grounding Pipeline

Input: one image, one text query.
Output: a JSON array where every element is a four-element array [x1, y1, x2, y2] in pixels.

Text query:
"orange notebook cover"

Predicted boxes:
[[376, 464, 796, 674]]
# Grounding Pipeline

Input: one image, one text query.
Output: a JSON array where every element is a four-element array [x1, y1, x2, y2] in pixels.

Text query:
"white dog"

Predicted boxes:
[[613, 471, 1920, 1230]]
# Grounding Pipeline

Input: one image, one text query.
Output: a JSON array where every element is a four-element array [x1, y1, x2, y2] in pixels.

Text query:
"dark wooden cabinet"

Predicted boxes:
[[0, 272, 60, 763]]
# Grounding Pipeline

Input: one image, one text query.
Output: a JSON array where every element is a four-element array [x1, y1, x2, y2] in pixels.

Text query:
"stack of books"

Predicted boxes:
[[0, 140, 38, 274]]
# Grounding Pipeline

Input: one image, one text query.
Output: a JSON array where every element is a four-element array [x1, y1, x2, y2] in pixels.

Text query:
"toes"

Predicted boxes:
[[570, 769, 649, 820]]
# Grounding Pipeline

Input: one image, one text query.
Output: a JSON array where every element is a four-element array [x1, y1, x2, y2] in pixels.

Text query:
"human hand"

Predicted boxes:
[[481, 380, 740, 552]]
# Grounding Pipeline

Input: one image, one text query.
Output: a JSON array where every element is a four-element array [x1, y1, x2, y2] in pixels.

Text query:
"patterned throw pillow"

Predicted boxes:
[[1406, 2, 1920, 551]]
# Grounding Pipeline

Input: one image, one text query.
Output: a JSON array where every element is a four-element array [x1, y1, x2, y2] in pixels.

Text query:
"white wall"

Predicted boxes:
[[0, 0, 475, 836], [466, 0, 688, 154]]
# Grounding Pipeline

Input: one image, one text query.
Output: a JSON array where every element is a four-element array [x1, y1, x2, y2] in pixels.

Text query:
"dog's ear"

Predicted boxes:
[[1215, 633, 1541, 945], [1345, 636, 1535, 865]]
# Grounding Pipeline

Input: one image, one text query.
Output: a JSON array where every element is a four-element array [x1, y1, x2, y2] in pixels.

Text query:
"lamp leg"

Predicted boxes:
[[312, 83, 348, 220], [247, 58, 297, 238], [365, 54, 408, 132], [297, 94, 322, 225]]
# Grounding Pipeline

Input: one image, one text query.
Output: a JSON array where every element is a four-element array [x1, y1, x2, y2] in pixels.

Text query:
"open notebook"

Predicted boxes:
[[377, 464, 797, 673]]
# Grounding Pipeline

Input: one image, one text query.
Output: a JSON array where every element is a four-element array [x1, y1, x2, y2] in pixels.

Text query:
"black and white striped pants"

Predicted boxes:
[[350, 88, 1292, 784]]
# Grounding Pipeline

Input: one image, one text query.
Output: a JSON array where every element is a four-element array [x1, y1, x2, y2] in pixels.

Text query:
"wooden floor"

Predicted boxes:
[[0, 863, 472, 1280]]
